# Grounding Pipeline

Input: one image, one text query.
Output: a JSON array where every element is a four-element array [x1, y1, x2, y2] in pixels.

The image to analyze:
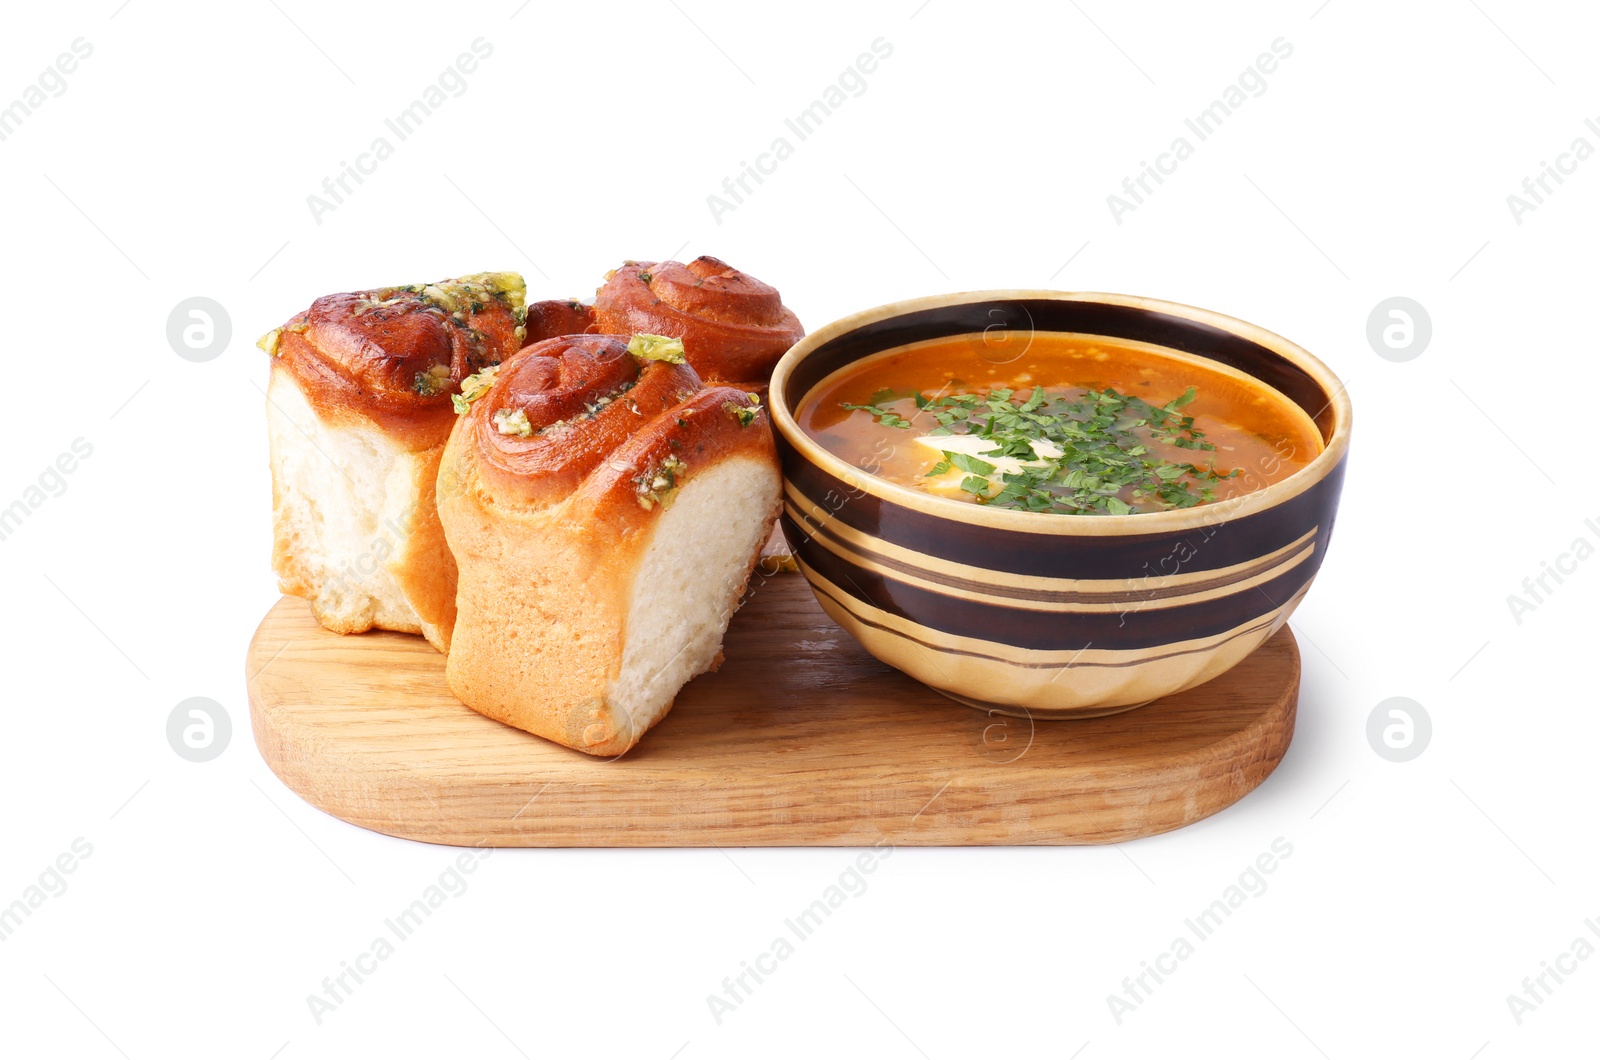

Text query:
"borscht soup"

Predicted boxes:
[[797, 333, 1322, 516]]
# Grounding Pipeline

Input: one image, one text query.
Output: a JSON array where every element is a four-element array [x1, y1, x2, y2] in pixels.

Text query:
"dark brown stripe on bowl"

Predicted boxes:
[[778, 435, 1346, 581], [786, 497, 1317, 607], [781, 510, 1323, 651]]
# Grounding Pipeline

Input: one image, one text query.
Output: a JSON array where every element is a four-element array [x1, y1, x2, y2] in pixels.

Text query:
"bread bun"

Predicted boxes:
[[437, 333, 780, 756], [591, 256, 803, 386], [262, 273, 527, 651], [521, 297, 597, 346]]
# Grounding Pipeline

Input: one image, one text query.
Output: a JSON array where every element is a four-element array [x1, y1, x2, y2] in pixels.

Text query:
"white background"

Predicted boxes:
[[2, 1, 1595, 1056]]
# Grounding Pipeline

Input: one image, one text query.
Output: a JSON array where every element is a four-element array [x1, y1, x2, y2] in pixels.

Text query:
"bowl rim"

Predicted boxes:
[[768, 289, 1352, 537]]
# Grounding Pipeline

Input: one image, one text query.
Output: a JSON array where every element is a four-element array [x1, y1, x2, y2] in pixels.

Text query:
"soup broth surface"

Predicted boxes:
[[798, 333, 1322, 515]]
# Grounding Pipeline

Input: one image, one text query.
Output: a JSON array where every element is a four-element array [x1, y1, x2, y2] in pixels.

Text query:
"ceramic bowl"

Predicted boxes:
[[767, 291, 1351, 719]]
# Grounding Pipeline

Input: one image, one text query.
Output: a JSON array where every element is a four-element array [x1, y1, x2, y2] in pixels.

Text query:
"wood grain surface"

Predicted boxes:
[[246, 572, 1299, 847]]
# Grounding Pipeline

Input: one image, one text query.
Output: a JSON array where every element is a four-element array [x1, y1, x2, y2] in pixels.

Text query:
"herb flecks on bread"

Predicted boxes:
[[437, 332, 782, 755], [262, 271, 528, 653]]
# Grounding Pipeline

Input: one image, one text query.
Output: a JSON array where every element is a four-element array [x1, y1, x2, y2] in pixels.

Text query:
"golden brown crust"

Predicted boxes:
[[592, 256, 803, 386], [466, 335, 703, 506], [438, 333, 778, 755], [266, 274, 526, 450], [570, 384, 778, 536], [261, 277, 520, 652], [395, 446, 457, 650], [522, 298, 597, 346]]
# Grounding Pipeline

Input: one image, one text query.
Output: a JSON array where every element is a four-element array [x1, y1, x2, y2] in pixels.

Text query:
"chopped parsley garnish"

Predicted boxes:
[[727, 393, 761, 427], [840, 384, 1241, 515], [840, 402, 912, 429]]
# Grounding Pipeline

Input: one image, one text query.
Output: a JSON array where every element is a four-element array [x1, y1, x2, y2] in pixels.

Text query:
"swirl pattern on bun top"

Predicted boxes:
[[259, 272, 527, 444], [437, 329, 781, 756], [458, 334, 703, 506], [447, 332, 768, 516], [588, 256, 804, 386]]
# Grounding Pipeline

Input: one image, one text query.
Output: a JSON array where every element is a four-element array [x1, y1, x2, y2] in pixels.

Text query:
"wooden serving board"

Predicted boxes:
[[247, 574, 1298, 847]]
